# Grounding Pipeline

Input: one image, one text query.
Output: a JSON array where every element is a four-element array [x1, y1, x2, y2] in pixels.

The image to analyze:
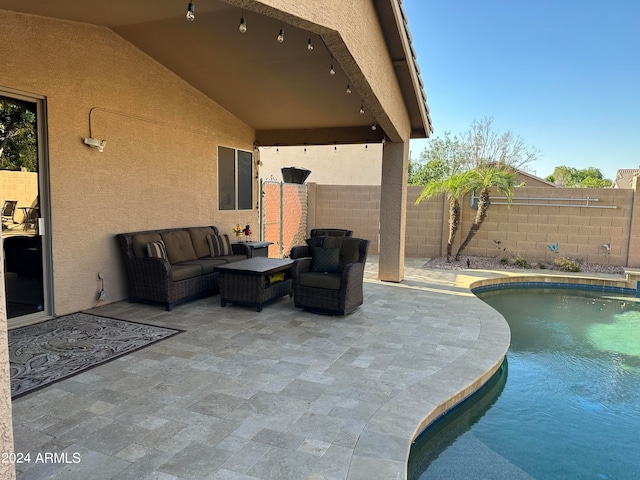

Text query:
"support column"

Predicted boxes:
[[378, 140, 409, 282]]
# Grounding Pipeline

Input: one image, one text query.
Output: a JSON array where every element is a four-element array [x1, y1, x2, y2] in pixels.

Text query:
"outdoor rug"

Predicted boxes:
[[9, 312, 182, 399]]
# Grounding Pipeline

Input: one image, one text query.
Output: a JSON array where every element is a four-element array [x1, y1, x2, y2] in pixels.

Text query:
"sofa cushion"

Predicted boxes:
[[298, 271, 342, 290], [310, 247, 340, 273], [169, 263, 202, 281], [207, 234, 232, 257], [132, 233, 162, 258], [161, 230, 198, 264], [146, 240, 168, 260], [188, 227, 217, 258], [180, 257, 227, 275]]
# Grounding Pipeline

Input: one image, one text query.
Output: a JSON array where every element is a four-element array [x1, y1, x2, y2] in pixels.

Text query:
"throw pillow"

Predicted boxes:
[[310, 247, 340, 273], [207, 234, 232, 257], [146, 240, 167, 260], [306, 236, 325, 249]]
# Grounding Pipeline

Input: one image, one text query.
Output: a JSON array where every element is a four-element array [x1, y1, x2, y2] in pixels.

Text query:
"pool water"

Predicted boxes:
[[408, 288, 640, 480]]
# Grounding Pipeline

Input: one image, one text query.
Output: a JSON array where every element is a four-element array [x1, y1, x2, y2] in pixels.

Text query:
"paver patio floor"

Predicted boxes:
[[11, 257, 511, 480]]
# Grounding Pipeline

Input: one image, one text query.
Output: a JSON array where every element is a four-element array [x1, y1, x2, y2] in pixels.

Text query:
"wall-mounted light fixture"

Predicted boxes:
[[84, 137, 107, 153], [186, 2, 195, 21]]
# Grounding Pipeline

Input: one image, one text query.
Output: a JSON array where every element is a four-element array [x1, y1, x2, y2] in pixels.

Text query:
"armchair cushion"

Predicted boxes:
[[298, 271, 342, 290], [310, 247, 340, 273]]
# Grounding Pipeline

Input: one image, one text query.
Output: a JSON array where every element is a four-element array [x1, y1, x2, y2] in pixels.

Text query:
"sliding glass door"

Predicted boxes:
[[1, 91, 51, 326]]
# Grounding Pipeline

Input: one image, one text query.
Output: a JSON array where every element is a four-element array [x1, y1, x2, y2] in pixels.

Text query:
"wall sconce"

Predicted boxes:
[[84, 137, 107, 153]]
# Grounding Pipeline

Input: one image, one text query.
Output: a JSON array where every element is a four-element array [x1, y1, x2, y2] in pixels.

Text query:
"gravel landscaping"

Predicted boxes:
[[424, 255, 626, 275]]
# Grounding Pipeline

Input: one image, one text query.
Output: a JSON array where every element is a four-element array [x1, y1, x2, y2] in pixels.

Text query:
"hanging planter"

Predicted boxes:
[[281, 167, 311, 184]]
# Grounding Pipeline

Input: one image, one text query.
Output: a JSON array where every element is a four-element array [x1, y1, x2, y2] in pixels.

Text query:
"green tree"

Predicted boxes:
[[408, 131, 467, 185], [413, 117, 538, 262], [415, 171, 475, 262], [455, 166, 516, 260], [0, 98, 38, 172], [545, 165, 611, 188]]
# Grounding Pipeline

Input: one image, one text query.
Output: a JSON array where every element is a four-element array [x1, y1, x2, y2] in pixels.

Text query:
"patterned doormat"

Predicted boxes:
[[9, 313, 182, 399]]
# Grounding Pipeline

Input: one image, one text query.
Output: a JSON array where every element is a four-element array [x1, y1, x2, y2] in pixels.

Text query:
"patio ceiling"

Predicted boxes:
[[0, 0, 432, 146]]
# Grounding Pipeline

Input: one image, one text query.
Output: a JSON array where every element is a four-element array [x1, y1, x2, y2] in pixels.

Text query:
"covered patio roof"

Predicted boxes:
[[0, 0, 432, 146]]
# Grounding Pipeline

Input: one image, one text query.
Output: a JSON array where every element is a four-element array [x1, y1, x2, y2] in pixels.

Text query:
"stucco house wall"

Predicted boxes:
[[259, 144, 383, 185], [1, 11, 259, 315]]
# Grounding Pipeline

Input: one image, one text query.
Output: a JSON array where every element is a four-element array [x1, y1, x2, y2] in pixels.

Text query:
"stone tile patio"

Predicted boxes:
[[11, 257, 512, 480]]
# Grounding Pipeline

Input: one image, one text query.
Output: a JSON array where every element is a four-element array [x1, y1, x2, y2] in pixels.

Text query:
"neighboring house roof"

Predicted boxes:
[[612, 169, 640, 189], [515, 170, 557, 187]]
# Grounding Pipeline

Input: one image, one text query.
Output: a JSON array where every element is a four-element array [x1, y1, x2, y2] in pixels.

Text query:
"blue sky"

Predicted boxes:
[[403, 0, 639, 181]]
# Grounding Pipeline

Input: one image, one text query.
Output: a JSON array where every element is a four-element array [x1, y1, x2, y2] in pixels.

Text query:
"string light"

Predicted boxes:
[[186, 2, 195, 21], [346, 84, 352, 94], [371, 122, 377, 131], [307, 34, 314, 51], [239, 9, 247, 33], [277, 22, 284, 43], [359, 102, 365, 114], [329, 56, 336, 75]]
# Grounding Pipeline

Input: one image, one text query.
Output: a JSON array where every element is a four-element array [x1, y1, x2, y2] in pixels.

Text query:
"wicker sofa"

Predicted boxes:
[[116, 226, 248, 310]]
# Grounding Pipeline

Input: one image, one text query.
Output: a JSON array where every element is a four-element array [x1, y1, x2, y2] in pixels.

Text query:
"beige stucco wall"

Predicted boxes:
[[1, 10, 259, 314], [259, 144, 383, 185]]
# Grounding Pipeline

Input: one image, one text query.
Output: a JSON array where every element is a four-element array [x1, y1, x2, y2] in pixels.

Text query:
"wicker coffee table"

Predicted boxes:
[[215, 257, 293, 311]]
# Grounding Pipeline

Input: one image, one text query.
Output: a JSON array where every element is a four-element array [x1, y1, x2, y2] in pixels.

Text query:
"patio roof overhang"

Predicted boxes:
[[0, 0, 432, 147]]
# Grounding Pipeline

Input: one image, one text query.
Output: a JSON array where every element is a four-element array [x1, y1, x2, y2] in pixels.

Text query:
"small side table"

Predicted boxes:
[[232, 241, 273, 258]]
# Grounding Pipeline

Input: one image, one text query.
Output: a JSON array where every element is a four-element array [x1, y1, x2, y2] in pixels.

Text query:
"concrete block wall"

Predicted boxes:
[[454, 187, 634, 266], [310, 185, 382, 253], [308, 183, 638, 267]]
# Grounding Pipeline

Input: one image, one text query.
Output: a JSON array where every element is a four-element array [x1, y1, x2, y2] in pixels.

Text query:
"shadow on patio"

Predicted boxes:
[[11, 257, 509, 480]]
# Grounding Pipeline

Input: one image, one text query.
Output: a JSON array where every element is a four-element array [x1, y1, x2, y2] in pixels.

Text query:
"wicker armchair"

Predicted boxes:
[[292, 237, 369, 315], [290, 228, 353, 259]]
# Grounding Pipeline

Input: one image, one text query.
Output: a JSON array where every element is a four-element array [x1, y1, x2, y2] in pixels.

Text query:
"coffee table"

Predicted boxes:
[[215, 257, 294, 311]]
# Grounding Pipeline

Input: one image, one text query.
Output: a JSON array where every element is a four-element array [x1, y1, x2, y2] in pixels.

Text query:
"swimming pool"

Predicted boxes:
[[408, 287, 640, 479]]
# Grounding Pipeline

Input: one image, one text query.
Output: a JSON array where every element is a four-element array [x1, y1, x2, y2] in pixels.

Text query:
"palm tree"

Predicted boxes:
[[415, 171, 474, 262], [455, 166, 515, 261]]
